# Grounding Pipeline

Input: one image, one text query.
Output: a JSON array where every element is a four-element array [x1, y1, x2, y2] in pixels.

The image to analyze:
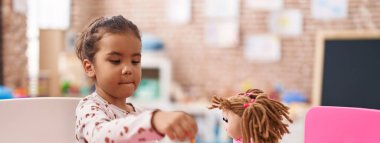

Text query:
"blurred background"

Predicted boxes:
[[0, 0, 379, 142]]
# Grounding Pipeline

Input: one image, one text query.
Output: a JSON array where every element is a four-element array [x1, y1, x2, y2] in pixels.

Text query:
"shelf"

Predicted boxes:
[[130, 54, 172, 107]]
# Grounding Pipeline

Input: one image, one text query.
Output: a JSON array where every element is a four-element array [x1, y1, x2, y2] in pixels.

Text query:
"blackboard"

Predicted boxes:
[[312, 31, 380, 109]]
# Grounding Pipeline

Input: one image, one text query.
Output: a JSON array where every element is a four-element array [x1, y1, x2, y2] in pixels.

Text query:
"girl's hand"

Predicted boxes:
[[152, 111, 198, 141]]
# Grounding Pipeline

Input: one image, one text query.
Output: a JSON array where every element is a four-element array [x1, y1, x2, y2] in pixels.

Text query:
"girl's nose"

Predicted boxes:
[[121, 65, 132, 75]]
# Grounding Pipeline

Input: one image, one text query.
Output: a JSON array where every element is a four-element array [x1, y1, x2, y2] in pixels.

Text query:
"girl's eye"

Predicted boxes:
[[132, 60, 140, 65], [110, 60, 121, 64], [222, 117, 228, 123]]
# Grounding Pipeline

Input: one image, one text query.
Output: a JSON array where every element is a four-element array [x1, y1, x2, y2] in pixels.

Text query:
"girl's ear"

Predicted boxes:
[[83, 59, 96, 78]]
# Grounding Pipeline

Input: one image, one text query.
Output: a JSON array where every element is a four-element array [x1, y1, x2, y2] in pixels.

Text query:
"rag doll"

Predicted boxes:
[[208, 89, 293, 143]]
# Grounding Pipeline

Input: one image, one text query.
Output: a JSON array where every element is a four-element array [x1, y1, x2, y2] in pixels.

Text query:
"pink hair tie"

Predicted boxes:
[[243, 99, 256, 108], [243, 103, 250, 108]]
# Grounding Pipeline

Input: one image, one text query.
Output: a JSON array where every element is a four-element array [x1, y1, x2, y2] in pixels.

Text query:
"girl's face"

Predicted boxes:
[[86, 33, 142, 101], [222, 110, 242, 139]]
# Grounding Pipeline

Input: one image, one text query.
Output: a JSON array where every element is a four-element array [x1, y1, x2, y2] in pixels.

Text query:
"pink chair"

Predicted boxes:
[[305, 106, 380, 143]]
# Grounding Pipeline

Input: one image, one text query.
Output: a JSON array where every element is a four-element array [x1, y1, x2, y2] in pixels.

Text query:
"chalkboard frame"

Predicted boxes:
[[312, 31, 380, 106]]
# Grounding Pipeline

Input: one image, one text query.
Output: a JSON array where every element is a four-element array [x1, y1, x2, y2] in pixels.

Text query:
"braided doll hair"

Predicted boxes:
[[208, 89, 293, 143]]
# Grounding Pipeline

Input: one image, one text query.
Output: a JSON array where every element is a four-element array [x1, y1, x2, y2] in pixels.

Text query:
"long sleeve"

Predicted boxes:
[[75, 96, 164, 143]]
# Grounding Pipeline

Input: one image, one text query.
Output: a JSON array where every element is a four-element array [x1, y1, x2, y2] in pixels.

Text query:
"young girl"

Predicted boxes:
[[209, 89, 293, 143], [75, 15, 197, 143]]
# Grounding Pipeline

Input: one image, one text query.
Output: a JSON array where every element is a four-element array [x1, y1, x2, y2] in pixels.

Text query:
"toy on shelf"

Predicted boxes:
[[13, 87, 28, 98], [208, 88, 293, 143], [0, 86, 13, 99]]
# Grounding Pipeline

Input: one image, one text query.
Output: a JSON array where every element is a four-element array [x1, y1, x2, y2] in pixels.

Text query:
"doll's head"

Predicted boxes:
[[209, 89, 293, 143]]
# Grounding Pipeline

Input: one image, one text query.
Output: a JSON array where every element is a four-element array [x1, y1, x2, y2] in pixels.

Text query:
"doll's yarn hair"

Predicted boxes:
[[209, 89, 293, 143]]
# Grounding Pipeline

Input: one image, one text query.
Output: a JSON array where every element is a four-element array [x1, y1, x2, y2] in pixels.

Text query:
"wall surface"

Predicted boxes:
[[71, 0, 380, 99], [1, 0, 28, 88]]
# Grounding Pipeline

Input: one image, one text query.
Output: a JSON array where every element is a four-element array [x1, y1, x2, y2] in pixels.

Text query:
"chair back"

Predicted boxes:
[[0, 97, 81, 143], [305, 106, 380, 143]]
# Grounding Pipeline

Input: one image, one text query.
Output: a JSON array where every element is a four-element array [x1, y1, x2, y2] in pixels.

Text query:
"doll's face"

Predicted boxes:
[[222, 109, 242, 139]]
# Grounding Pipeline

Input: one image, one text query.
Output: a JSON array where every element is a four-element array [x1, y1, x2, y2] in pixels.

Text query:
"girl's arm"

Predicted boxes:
[[76, 102, 164, 143]]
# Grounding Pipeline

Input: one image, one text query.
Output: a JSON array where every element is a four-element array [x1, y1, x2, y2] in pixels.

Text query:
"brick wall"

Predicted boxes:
[[1, 0, 28, 89], [71, 0, 380, 99]]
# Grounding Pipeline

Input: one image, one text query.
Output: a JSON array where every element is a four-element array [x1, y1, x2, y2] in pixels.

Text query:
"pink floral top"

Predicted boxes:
[[75, 92, 164, 143]]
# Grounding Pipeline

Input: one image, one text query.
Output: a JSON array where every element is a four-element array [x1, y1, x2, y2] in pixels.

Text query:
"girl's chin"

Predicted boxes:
[[114, 93, 133, 99]]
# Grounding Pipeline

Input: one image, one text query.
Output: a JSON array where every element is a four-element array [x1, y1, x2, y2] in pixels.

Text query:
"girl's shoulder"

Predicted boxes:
[[76, 93, 108, 113], [78, 93, 105, 105]]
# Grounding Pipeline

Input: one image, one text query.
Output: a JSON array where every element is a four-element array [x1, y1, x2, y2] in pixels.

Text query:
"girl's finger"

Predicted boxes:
[[166, 127, 176, 140], [177, 120, 193, 139], [171, 124, 186, 141], [184, 115, 198, 137]]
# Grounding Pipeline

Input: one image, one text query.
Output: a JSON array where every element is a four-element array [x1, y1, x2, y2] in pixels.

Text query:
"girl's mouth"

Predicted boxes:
[[118, 81, 134, 84]]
